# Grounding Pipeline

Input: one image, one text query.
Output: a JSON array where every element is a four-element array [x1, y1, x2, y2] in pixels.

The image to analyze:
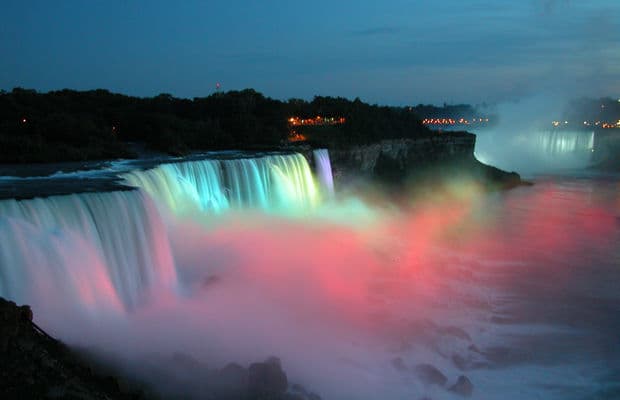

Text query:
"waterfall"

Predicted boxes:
[[0, 151, 335, 309], [313, 149, 335, 198], [0, 190, 176, 308], [122, 153, 323, 215], [535, 130, 595, 155], [121, 160, 230, 215], [475, 129, 596, 173]]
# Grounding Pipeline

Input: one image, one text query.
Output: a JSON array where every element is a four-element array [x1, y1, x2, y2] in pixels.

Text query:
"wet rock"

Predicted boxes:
[[291, 383, 308, 394], [210, 362, 250, 399], [289, 383, 322, 400], [0, 296, 142, 399], [449, 375, 473, 397], [453, 349, 490, 371], [218, 362, 249, 387], [248, 356, 288, 398], [284, 393, 307, 400], [171, 351, 206, 370], [391, 357, 408, 371], [468, 344, 482, 354], [414, 363, 448, 386]]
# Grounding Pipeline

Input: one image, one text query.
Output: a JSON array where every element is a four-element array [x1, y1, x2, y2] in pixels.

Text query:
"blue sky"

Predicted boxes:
[[1, 0, 618, 105]]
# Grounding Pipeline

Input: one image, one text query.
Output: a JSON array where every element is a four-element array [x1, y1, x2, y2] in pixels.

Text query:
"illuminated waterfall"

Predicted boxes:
[[313, 149, 335, 198], [475, 128, 597, 173], [120, 160, 230, 214], [0, 152, 333, 309], [0, 190, 176, 308], [535, 130, 595, 155], [122, 153, 322, 214]]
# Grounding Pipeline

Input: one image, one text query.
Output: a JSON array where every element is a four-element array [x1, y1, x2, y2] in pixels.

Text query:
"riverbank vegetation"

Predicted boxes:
[[0, 88, 436, 163]]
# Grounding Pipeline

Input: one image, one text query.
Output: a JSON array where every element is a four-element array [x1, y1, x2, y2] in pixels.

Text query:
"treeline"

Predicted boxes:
[[0, 88, 432, 163], [291, 96, 433, 148]]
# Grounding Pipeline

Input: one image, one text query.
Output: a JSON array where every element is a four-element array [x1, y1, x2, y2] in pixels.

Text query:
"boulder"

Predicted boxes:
[[248, 357, 288, 398], [288, 383, 322, 400], [391, 357, 408, 372], [218, 362, 249, 388], [449, 375, 473, 397]]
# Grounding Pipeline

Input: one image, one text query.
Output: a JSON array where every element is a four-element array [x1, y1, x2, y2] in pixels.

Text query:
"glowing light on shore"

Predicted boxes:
[[422, 117, 490, 126], [288, 116, 346, 127]]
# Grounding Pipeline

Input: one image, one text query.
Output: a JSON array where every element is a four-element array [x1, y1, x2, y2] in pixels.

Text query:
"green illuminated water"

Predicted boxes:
[[121, 153, 322, 215]]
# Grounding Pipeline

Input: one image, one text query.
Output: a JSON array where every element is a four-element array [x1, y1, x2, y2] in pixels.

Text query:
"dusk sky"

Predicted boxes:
[[1, 0, 619, 105]]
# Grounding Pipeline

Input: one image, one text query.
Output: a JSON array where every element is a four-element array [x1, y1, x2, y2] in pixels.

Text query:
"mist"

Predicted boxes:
[[472, 94, 597, 176], [5, 175, 614, 400]]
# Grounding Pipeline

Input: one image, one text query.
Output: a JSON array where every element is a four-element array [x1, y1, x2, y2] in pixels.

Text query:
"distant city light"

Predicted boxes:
[[286, 116, 346, 142], [287, 130, 307, 142], [421, 117, 489, 126], [288, 116, 345, 127], [553, 120, 619, 129]]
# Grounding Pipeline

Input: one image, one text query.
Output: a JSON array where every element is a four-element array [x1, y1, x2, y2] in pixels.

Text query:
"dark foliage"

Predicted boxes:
[[295, 96, 433, 148], [0, 88, 431, 162]]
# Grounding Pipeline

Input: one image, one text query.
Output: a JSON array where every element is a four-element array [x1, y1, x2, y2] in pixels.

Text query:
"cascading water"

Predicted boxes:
[[0, 190, 176, 308], [534, 129, 595, 155], [313, 149, 335, 198], [120, 159, 230, 214], [0, 151, 333, 309], [475, 129, 596, 174], [223, 154, 319, 211], [121, 153, 323, 215]]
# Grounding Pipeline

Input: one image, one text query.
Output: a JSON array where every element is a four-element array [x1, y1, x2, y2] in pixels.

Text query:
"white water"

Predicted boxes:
[[475, 129, 596, 174], [0, 190, 175, 308], [121, 153, 321, 215], [313, 149, 335, 198]]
